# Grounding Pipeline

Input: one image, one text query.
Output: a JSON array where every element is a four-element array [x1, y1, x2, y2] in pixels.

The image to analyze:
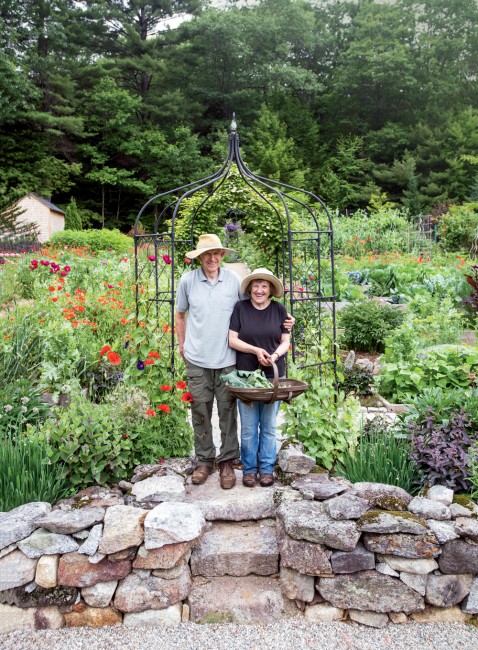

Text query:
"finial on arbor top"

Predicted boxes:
[[230, 112, 237, 132]]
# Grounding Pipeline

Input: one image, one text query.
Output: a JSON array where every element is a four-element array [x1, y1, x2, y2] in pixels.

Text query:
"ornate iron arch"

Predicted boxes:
[[134, 116, 337, 378]]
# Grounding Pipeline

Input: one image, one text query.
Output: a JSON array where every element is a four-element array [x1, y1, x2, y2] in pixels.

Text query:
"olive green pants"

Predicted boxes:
[[185, 360, 239, 467]]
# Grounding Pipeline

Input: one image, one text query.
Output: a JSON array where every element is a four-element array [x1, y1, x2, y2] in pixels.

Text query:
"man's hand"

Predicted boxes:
[[283, 313, 295, 332]]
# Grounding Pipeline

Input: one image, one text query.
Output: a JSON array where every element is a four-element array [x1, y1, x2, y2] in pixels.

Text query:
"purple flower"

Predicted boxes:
[[137, 360, 145, 371], [124, 341, 130, 349], [225, 222, 238, 232], [162, 254, 172, 264]]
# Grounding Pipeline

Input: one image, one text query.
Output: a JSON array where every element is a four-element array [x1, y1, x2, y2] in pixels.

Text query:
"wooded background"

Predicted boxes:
[[1, 0, 477, 230]]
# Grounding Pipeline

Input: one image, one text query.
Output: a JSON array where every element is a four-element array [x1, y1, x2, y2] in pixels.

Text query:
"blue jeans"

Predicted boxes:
[[238, 399, 281, 475]]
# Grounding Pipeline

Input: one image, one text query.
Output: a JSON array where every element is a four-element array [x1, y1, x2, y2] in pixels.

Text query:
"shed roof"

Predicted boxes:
[[28, 193, 65, 215]]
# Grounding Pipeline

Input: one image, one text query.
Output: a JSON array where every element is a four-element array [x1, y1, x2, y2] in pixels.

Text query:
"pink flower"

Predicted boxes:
[[148, 255, 156, 261], [162, 254, 172, 264], [185, 258, 191, 265]]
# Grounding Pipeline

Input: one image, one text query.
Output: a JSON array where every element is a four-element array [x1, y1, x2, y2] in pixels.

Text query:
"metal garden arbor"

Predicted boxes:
[[134, 116, 337, 378]]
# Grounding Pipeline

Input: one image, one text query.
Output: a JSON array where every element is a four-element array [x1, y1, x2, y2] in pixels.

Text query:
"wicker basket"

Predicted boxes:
[[225, 362, 308, 406]]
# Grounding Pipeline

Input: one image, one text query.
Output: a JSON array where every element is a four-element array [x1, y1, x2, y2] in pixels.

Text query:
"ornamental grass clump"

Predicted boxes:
[[335, 418, 419, 494], [0, 433, 69, 511]]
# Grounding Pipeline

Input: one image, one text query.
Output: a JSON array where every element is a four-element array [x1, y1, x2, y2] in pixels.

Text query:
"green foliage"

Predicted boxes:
[[49, 229, 132, 253], [337, 365, 375, 398], [335, 418, 419, 493], [378, 345, 478, 403], [437, 203, 478, 252], [64, 198, 82, 230], [339, 300, 404, 353], [0, 379, 51, 438], [0, 432, 70, 511], [38, 392, 138, 488], [281, 369, 362, 470]]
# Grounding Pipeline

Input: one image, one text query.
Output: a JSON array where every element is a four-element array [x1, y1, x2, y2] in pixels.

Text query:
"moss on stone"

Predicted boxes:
[[357, 509, 427, 527], [372, 495, 408, 511], [199, 612, 235, 624], [453, 494, 475, 510]]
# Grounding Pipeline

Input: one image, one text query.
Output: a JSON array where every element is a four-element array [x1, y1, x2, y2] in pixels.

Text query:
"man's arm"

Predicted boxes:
[[175, 310, 187, 360]]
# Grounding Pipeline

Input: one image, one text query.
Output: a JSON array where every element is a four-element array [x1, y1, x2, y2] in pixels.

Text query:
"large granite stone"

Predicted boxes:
[[35, 554, 59, 588], [377, 555, 438, 575], [462, 576, 478, 614], [356, 510, 428, 535], [425, 573, 473, 607], [190, 521, 278, 577], [144, 502, 206, 550], [325, 494, 370, 520], [426, 520, 459, 544], [277, 446, 316, 474], [363, 532, 440, 558], [276, 522, 332, 576], [0, 502, 52, 550], [290, 475, 347, 500], [0, 550, 38, 591], [57, 552, 131, 588], [133, 542, 193, 570], [34, 507, 105, 534], [455, 516, 478, 542], [114, 565, 191, 613], [123, 604, 182, 627], [277, 501, 360, 551], [185, 473, 276, 521], [408, 497, 451, 521], [318, 570, 424, 613], [426, 485, 454, 506], [331, 543, 375, 574], [81, 580, 118, 608], [77, 524, 103, 556], [188, 575, 298, 624], [98, 505, 147, 554], [131, 475, 186, 503], [438, 539, 478, 574], [279, 566, 315, 602], [17, 529, 79, 558], [351, 483, 412, 508], [0, 603, 63, 632], [64, 605, 122, 627]]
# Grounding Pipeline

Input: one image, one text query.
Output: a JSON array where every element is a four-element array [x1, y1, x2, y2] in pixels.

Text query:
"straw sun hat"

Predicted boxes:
[[186, 233, 235, 259], [241, 268, 284, 299]]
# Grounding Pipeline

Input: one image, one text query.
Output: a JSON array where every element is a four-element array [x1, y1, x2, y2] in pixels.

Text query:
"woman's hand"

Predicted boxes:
[[255, 348, 272, 366], [283, 313, 295, 332]]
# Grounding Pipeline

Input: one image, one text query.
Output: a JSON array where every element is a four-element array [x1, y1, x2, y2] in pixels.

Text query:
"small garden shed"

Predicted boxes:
[[14, 193, 65, 243]]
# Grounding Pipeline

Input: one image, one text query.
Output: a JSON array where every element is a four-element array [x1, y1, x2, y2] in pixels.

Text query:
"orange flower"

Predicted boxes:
[[51, 297, 58, 302], [147, 351, 161, 359], [157, 404, 171, 414], [176, 381, 187, 390], [160, 385, 172, 391], [138, 321, 146, 328], [76, 305, 85, 313], [161, 323, 170, 333], [145, 408, 156, 417], [57, 285, 63, 291], [144, 359, 155, 365], [49, 286, 56, 292], [100, 345, 112, 356], [120, 318, 128, 325], [39, 318, 45, 323], [107, 351, 122, 365]]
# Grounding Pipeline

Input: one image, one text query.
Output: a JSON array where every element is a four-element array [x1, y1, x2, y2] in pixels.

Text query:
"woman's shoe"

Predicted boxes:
[[259, 473, 274, 487], [242, 473, 256, 488]]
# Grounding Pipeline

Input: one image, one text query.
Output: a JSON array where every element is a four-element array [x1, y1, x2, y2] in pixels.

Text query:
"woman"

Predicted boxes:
[[228, 268, 290, 487]]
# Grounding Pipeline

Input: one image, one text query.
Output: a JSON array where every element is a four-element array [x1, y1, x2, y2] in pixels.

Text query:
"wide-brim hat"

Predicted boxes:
[[241, 268, 284, 299], [186, 233, 235, 259]]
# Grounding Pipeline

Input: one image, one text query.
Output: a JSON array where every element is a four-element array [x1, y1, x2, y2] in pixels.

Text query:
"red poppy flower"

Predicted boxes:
[[147, 351, 161, 358], [181, 392, 194, 403], [49, 286, 56, 292], [51, 297, 58, 302], [144, 359, 155, 365], [176, 381, 187, 390], [106, 351, 122, 365], [160, 385, 172, 391], [122, 434, 128, 439], [145, 408, 156, 417], [100, 345, 111, 356], [157, 404, 171, 414]]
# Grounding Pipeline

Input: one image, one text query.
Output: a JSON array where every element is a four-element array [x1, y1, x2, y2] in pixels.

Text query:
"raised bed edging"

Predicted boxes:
[[1, 451, 478, 633]]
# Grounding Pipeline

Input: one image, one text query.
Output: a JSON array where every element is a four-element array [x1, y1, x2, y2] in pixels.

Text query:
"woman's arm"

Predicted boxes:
[[263, 332, 291, 366], [229, 330, 271, 366]]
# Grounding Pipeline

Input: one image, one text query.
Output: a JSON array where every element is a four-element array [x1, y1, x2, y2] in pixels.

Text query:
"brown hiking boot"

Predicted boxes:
[[242, 473, 256, 488], [219, 460, 236, 489], [259, 473, 274, 487], [191, 465, 214, 485]]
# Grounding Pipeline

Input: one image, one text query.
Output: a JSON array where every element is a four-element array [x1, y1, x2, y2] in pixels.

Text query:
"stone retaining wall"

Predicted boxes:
[[1, 449, 478, 633]]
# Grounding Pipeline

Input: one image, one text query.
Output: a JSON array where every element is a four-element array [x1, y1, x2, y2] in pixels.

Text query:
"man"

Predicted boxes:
[[175, 233, 294, 490]]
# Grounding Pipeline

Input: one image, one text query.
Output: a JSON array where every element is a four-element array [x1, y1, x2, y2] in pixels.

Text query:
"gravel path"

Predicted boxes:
[[1, 621, 477, 650]]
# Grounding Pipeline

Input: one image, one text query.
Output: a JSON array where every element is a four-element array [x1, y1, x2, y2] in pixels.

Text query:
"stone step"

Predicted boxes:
[[190, 520, 278, 577], [185, 470, 276, 521], [188, 575, 299, 624]]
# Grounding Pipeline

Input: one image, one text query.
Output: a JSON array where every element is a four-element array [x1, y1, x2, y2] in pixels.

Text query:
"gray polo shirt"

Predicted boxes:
[[176, 266, 242, 369]]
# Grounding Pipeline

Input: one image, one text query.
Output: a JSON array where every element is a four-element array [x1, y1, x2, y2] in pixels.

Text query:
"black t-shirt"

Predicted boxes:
[[229, 299, 288, 379]]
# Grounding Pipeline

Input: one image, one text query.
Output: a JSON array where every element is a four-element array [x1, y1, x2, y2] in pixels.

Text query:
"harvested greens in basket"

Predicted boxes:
[[220, 369, 271, 389]]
